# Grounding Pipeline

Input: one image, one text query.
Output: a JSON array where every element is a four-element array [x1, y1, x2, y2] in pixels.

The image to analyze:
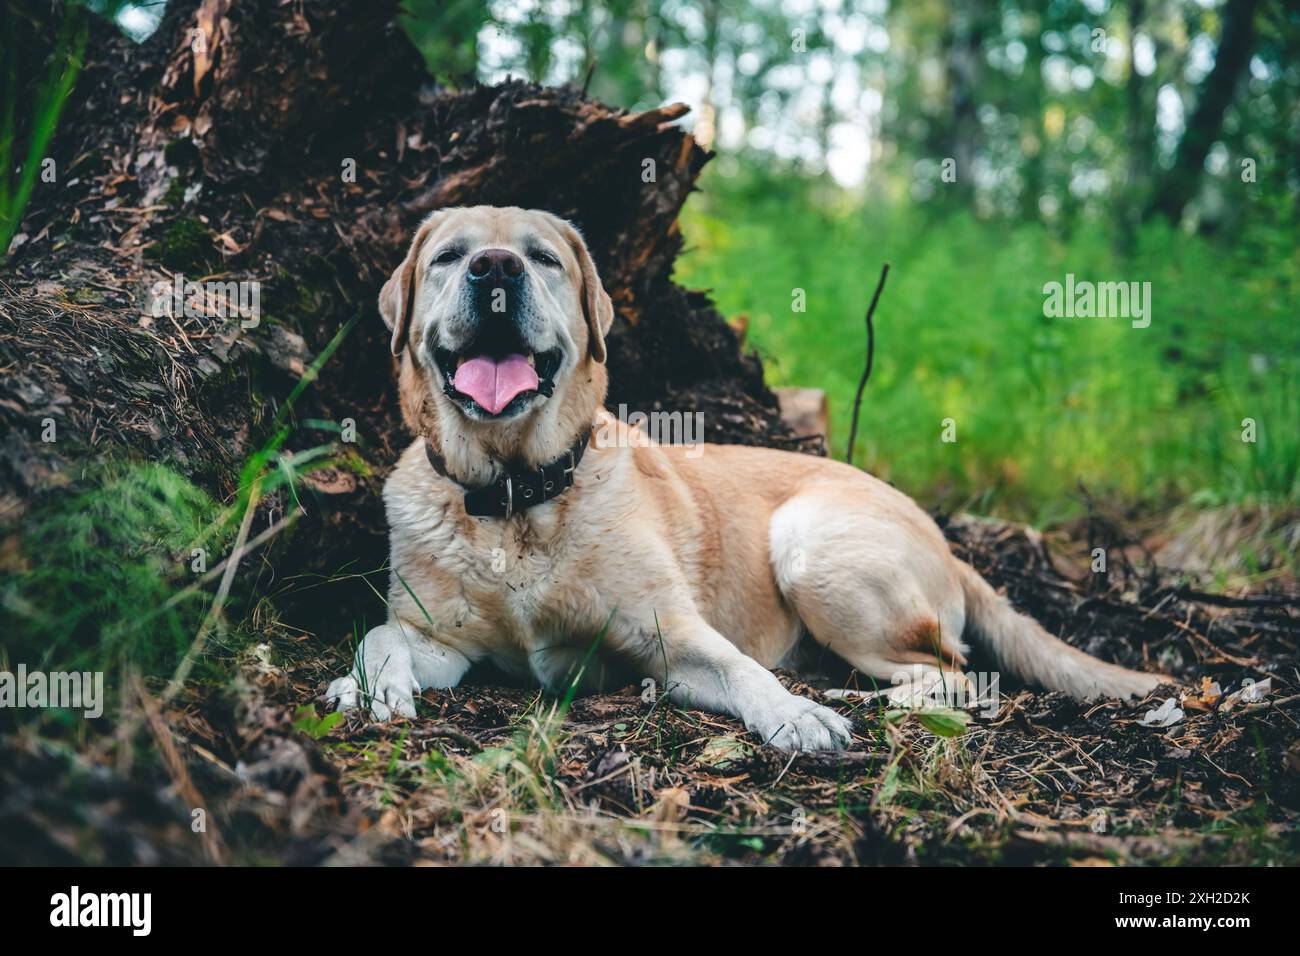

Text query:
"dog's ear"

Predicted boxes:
[[379, 213, 443, 357], [559, 220, 614, 363]]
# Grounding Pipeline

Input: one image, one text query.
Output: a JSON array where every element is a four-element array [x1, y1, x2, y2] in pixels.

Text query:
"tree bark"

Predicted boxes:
[[943, 0, 989, 202]]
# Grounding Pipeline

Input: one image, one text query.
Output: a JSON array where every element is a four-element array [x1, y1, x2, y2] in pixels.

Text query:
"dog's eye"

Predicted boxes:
[[528, 250, 559, 267], [433, 248, 463, 265]]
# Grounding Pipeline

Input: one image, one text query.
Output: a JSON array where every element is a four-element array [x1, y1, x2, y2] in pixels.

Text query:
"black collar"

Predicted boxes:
[[425, 430, 591, 518]]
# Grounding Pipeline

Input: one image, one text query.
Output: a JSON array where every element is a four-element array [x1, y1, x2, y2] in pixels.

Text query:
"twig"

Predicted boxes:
[[1173, 586, 1299, 609], [131, 672, 229, 865], [411, 724, 484, 753], [572, 758, 634, 793], [162, 477, 262, 704], [156, 508, 300, 615], [845, 263, 890, 464], [92, 478, 264, 763], [1236, 692, 1300, 716]]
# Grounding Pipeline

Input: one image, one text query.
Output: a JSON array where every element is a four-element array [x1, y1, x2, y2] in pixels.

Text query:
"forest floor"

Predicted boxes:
[[6, 510, 1296, 867]]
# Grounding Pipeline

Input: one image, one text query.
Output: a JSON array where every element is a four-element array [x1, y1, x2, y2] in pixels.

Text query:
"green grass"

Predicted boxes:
[[0, 2, 129, 256], [0, 461, 225, 678], [0, 318, 359, 727], [675, 168, 1300, 523]]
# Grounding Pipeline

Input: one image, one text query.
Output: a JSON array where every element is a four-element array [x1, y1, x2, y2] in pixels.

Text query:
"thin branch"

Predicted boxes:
[[132, 672, 229, 864], [845, 263, 890, 465], [156, 508, 301, 616], [162, 477, 262, 704]]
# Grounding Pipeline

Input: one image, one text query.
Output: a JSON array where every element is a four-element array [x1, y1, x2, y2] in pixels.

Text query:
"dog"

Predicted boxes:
[[326, 205, 1165, 751]]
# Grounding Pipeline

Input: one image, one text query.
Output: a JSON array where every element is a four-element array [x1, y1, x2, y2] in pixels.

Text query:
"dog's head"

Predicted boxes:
[[380, 206, 614, 461]]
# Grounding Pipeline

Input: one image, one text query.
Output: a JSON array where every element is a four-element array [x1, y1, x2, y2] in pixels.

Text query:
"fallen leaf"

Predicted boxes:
[[649, 786, 691, 824], [1218, 677, 1272, 713], [918, 709, 970, 737], [1139, 697, 1184, 728], [699, 734, 751, 768]]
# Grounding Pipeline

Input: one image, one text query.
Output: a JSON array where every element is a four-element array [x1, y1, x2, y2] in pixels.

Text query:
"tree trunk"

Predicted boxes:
[[944, 0, 989, 203], [1118, 0, 1149, 251], [1145, 0, 1262, 224]]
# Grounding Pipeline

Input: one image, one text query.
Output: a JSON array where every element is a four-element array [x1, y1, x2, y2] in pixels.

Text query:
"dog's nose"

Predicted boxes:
[[467, 248, 524, 282]]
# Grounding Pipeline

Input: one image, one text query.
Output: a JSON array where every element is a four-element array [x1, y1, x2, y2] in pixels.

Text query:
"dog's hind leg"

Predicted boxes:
[[769, 493, 970, 693]]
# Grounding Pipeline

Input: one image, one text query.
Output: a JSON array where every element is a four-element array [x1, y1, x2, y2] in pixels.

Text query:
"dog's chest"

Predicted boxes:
[[394, 495, 590, 649], [469, 522, 564, 617]]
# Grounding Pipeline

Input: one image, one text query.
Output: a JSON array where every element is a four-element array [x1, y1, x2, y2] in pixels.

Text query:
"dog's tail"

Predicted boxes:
[[959, 562, 1165, 700]]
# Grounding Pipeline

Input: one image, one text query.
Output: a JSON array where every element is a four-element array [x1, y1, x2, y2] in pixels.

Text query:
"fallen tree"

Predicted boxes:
[[1, 0, 806, 629]]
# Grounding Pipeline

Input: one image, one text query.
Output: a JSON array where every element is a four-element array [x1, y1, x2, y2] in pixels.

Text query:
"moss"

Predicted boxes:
[[1, 461, 227, 685], [147, 216, 214, 272], [290, 285, 326, 330], [161, 176, 187, 208], [159, 139, 202, 209], [70, 286, 106, 305], [263, 273, 328, 337]]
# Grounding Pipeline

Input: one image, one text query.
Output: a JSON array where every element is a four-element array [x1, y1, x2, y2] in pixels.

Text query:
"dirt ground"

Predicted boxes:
[[5, 511, 1295, 867]]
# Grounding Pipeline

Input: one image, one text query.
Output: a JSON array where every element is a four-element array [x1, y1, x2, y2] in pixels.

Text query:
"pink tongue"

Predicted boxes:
[[452, 353, 540, 415]]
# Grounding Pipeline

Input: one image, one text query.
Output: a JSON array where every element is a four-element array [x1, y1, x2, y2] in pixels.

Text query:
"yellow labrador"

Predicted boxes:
[[327, 206, 1164, 751]]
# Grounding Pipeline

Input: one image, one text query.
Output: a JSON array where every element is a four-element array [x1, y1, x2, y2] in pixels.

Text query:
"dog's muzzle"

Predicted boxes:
[[430, 249, 562, 418], [466, 247, 524, 318]]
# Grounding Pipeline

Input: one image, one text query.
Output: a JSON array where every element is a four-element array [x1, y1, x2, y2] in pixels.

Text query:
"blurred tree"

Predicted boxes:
[[400, 0, 492, 85], [1147, 0, 1264, 223], [1120, 0, 1152, 248], [563, 0, 650, 108], [392, 0, 1297, 242], [943, 0, 991, 200], [519, 2, 558, 82]]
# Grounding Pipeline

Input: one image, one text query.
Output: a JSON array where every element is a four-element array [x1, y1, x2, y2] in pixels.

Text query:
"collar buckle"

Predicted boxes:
[[500, 476, 514, 518]]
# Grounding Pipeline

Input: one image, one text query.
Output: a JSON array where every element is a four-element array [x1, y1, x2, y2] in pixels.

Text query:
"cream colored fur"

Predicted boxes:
[[327, 206, 1166, 751]]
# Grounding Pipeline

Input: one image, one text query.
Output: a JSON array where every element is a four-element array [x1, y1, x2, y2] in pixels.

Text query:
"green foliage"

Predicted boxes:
[[1, 462, 226, 678], [293, 704, 344, 740], [677, 167, 1299, 521], [895, 708, 971, 738], [0, 317, 359, 721], [400, 0, 490, 85], [1, 2, 135, 255], [0, 1, 86, 254]]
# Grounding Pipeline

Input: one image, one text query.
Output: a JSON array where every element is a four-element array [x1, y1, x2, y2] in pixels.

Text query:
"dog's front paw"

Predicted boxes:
[[753, 697, 854, 752], [325, 667, 419, 721]]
